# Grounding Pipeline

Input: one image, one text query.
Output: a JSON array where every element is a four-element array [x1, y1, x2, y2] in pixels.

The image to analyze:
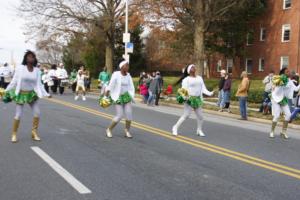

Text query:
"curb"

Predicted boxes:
[[156, 99, 300, 130], [89, 90, 300, 130]]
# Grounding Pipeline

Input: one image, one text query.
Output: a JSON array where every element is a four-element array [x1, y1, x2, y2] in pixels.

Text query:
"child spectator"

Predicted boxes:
[[164, 84, 173, 101], [139, 82, 149, 104]]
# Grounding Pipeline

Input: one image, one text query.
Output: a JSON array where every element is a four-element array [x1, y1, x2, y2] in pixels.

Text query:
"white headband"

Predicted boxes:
[[119, 60, 128, 69], [187, 64, 195, 74]]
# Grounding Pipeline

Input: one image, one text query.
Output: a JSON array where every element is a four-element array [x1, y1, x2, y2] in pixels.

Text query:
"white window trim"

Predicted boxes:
[[217, 60, 222, 72], [226, 59, 233, 73], [283, 0, 291, 10], [259, 58, 265, 72], [246, 32, 254, 46], [260, 28, 266, 41], [280, 56, 289, 69], [245, 58, 253, 74], [282, 24, 291, 42]]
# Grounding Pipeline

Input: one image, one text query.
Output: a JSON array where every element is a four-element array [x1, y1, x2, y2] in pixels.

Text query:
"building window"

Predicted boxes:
[[217, 60, 222, 72], [259, 58, 265, 72], [260, 28, 266, 41], [246, 58, 253, 74], [282, 24, 291, 42], [226, 59, 233, 74], [283, 0, 291, 9], [280, 56, 289, 69], [246, 30, 254, 45]]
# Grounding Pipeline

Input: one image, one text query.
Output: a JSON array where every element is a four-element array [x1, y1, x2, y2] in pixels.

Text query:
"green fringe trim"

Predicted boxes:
[[187, 96, 203, 109], [3, 90, 38, 104], [279, 97, 288, 106], [114, 92, 132, 105]]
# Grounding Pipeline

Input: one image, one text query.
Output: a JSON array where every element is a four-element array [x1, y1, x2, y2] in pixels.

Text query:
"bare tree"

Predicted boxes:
[[134, 0, 259, 75], [19, 0, 125, 73]]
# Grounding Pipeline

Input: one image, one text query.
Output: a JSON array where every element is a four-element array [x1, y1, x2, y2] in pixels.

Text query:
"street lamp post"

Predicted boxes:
[[123, 0, 131, 63]]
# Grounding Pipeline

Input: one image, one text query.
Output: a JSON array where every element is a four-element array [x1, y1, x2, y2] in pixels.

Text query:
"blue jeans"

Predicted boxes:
[[238, 97, 247, 119], [147, 91, 156, 105], [217, 90, 224, 106], [288, 99, 294, 113], [220, 91, 231, 108], [290, 107, 300, 121]]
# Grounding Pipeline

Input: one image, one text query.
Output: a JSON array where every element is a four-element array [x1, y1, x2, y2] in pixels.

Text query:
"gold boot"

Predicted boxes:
[[269, 122, 277, 138], [280, 121, 289, 139], [106, 121, 118, 138], [11, 119, 20, 143], [31, 117, 41, 141], [125, 120, 133, 138]]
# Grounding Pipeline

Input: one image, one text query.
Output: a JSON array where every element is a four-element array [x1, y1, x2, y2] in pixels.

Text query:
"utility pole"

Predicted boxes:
[[123, 0, 132, 63]]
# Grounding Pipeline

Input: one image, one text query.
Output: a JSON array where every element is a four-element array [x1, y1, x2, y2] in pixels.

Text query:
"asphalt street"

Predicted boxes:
[[1, 91, 300, 200]]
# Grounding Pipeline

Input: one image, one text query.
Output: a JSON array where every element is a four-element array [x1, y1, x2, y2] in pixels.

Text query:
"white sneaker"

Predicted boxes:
[[197, 130, 206, 137], [269, 132, 275, 138], [74, 96, 79, 100], [172, 126, 178, 136], [106, 129, 113, 138], [82, 96, 86, 101]]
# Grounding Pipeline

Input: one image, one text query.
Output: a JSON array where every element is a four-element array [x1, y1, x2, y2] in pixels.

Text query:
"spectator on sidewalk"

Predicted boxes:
[[286, 71, 300, 112], [236, 71, 250, 120], [164, 84, 173, 101], [139, 81, 149, 104], [290, 91, 300, 122], [260, 70, 274, 112], [155, 71, 164, 106], [291, 71, 299, 106], [147, 73, 160, 106], [216, 70, 226, 107], [219, 72, 231, 113], [262, 96, 272, 115]]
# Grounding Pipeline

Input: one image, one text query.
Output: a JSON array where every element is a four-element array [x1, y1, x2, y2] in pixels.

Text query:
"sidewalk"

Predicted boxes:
[[88, 89, 300, 130]]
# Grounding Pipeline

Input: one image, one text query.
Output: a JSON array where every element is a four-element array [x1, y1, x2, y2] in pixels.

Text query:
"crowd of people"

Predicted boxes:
[[138, 71, 173, 106], [41, 64, 92, 101]]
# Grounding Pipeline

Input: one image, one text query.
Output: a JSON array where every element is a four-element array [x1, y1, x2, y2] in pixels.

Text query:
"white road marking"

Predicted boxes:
[[31, 146, 92, 194]]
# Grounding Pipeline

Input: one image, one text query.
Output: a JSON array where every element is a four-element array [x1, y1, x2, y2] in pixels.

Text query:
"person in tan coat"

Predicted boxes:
[[236, 71, 250, 120]]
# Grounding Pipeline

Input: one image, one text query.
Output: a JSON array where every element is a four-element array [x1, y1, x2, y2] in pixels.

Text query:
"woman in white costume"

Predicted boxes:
[[74, 70, 87, 101], [270, 67, 297, 139], [3, 51, 50, 143], [172, 64, 214, 137], [105, 60, 135, 138]]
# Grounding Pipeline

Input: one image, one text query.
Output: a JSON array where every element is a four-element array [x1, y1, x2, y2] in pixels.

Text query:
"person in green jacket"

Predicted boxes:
[[69, 69, 77, 93], [98, 67, 111, 95]]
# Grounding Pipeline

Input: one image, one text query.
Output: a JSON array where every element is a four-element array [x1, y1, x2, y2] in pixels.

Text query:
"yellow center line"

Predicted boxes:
[[45, 98, 300, 180]]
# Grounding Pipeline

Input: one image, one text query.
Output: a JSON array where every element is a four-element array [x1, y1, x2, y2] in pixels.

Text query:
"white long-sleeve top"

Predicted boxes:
[[42, 73, 52, 84], [56, 68, 68, 79], [182, 76, 213, 98], [5, 65, 50, 98], [107, 71, 135, 101], [48, 69, 57, 79]]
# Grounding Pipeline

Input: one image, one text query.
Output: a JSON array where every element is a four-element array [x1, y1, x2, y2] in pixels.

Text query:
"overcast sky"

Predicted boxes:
[[0, 0, 35, 65]]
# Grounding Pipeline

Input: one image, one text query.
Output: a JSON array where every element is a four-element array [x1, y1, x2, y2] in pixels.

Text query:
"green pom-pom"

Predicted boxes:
[[176, 95, 185, 104]]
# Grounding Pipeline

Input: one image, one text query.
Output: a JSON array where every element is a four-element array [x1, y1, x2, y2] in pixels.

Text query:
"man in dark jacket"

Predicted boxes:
[[217, 70, 226, 107], [155, 71, 164, 106]]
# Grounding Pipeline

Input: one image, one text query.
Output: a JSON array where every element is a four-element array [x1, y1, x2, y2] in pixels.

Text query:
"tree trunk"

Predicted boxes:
[[194, 21, 206, 76], [193, 1, 206, 76], [106, 42, 114, 73]]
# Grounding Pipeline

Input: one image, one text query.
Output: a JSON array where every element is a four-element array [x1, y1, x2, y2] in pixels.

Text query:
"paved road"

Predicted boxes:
[[1, 91, 300, 200]]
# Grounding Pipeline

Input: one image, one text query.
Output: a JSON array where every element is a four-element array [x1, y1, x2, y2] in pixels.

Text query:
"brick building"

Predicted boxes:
[[210, 0, 299, 78]]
